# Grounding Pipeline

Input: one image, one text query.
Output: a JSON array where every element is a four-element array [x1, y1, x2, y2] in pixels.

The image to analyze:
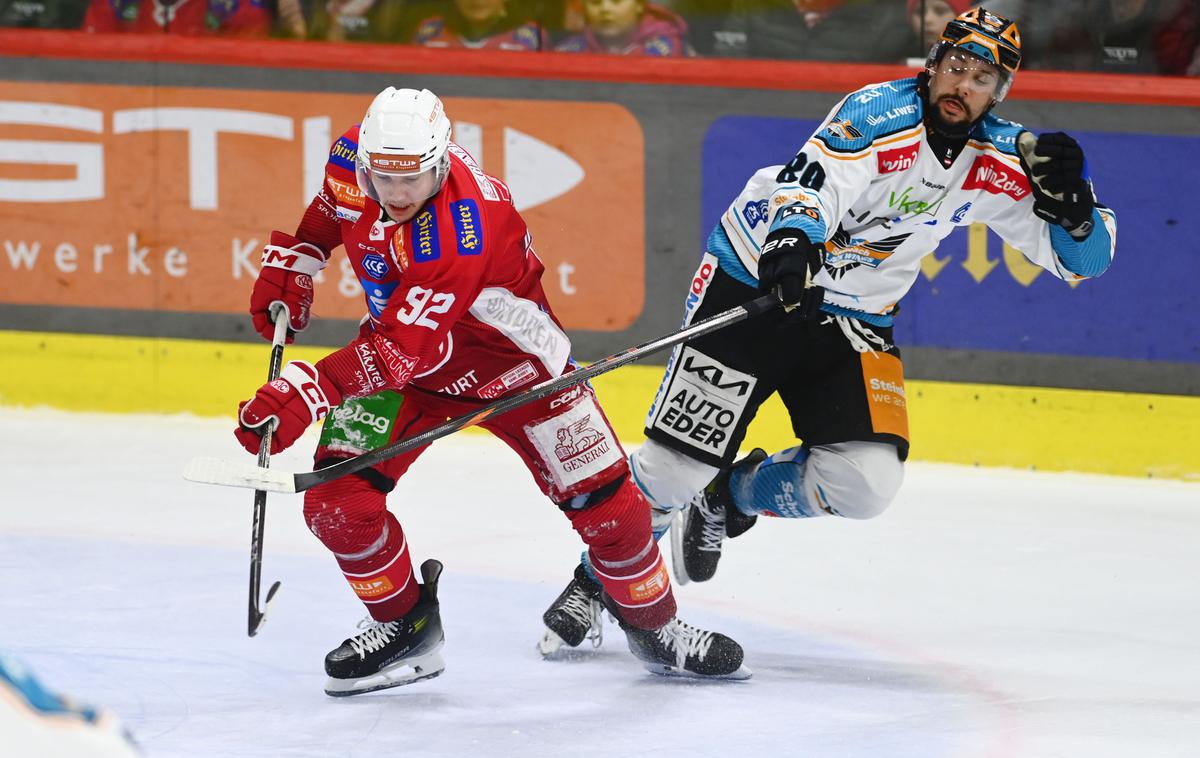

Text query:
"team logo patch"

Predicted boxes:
[[413, 208, 440, 262], [742, 199, 769, 228], [451, 199, 483, 256], [648, 346, 756, 459], [361, 253, 389, 280], [525, 394, 622, 491], [824, 119, 863, 141], [962, 154, 1030, 200], [877, 143, 919, 174]]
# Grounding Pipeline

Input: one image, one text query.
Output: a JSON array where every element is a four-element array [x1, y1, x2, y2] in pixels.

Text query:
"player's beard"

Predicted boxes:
[[928, 94, 975, 138]]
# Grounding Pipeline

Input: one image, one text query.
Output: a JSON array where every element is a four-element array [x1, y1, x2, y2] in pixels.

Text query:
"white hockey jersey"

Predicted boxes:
[[711, 77, 1117, 325]]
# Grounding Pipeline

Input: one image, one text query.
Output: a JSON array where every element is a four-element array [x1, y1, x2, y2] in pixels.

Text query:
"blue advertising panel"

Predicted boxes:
[[701, 115, 1199, 364]]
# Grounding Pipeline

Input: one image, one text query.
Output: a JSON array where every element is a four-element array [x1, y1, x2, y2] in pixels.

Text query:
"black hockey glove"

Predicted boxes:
[[1017, 131, 1096, 239], [757, 228, 825, 320]]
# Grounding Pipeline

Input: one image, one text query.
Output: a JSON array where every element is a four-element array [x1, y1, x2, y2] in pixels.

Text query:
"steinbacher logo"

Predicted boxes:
[[0, 83, 645, 330]]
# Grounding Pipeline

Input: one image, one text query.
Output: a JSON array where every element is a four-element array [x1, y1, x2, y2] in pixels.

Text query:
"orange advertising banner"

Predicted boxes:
[[0, 83, 644, 330]]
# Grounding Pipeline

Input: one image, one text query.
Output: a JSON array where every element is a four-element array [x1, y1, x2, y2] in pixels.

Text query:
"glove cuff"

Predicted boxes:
[[261, 231, 328, 275], [279, 361, 340, 423]]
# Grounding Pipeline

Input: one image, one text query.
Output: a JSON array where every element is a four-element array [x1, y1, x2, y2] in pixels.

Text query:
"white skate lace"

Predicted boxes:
[[824, 315, 889, 356], [559, 585, 604, 648], [657, 619, 715, 668], [349, 618, 401, 658], [696, 495, 727, 554]]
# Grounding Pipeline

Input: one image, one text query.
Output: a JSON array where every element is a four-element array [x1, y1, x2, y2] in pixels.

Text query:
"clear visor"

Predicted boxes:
[[354, 156, 446, 212], [929, 45, 1014, 102]]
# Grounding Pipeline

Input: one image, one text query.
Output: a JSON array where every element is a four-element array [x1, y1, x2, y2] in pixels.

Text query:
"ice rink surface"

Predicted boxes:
[[1, 407, 1198, 757]]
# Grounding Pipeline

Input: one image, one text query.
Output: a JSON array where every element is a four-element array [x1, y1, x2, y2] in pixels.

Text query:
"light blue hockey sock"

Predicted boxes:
[[727, 446, 818, 519]]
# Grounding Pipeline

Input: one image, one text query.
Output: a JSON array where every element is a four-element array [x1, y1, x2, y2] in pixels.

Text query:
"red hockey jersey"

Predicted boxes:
[[292, 126, 571, 403]]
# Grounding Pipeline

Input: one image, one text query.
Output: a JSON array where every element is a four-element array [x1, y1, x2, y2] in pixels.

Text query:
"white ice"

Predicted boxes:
[[1, 407, 1198, 757]]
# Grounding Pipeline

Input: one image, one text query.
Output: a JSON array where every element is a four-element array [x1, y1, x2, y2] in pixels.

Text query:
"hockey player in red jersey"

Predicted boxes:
[[234, 87, 749, 695]]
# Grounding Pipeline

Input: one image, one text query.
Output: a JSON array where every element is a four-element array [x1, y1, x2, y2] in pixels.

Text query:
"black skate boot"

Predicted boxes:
[[537, 562, 605, 656], [673, 448, 767, 583], [618, 615, 752, 680], [323, 559, 446, 697]]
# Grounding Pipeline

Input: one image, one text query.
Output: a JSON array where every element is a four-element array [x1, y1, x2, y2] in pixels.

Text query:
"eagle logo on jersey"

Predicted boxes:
[[823, 226, 912, 277], [824, 119, 863, 141]]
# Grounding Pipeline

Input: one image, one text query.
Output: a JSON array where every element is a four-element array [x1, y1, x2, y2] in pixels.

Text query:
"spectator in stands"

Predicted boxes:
[[659, 0, 745, 56], [724, 0, 908, 61], [275, 0, 307, 37], [305, 0, 419, 42], [412, 0, 546, 50], [82, 0, 272, 35], [0, 0, 88, 27], [554, 0, 692, 55], [1040, 0, 1198, 75], [907, 0, 973, 54]]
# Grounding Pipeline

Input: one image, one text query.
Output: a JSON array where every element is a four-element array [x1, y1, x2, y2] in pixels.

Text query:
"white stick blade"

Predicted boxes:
[[182, 457, 297, 494]]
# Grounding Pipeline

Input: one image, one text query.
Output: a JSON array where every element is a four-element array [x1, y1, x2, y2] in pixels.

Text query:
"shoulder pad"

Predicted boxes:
[[328, 125, 360, 176], [973, 114, 1023, 157], [816, 78, 922, 153]]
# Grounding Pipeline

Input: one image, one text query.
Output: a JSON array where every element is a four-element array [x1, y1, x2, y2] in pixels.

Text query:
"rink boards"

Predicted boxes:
[[0, 33, 1197, 480], [1, 329, 1195, 481]]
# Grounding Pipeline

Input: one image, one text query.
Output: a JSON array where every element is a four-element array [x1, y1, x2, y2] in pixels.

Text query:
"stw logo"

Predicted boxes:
[[962, 155, 1030, 200], [877, 143, 919, 174]]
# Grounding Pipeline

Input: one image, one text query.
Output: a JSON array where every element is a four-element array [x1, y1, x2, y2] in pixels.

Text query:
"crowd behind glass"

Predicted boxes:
[[3, 0, 1198, 75]]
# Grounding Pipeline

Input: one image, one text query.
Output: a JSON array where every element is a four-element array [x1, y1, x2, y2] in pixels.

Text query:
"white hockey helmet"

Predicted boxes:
[[355, 87, 453, 203]]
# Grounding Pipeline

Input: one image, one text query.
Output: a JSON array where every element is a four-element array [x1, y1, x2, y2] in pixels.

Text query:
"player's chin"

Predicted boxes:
[[387, 204, 418, 223]]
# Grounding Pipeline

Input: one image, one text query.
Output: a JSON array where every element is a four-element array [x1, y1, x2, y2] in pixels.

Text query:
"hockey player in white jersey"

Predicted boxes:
[[540, 7, 1116, 647]]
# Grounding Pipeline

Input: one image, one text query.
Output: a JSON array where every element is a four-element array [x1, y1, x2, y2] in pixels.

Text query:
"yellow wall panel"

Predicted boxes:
[[2, 330, 1196, 481]]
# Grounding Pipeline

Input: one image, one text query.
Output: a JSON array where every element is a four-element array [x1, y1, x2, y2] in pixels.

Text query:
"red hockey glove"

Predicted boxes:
[[235, 361, 343, 455], [250, 231, 328, 343], [757, 228, 826, 320]]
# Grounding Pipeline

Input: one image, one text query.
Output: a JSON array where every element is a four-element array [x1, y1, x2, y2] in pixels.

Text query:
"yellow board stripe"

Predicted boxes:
[[1, 330, 1196, 481]]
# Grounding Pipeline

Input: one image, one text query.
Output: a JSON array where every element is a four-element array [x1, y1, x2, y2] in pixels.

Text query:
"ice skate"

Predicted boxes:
[[537, 562, 605, 656], [323, 559, 446, 697], [621, 616, 752, 680], [675, 449, 767, 583]]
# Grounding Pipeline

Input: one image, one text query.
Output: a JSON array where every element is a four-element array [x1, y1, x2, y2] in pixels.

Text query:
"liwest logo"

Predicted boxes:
[[413, 208, 440, 262], [451, 199, 482, 256], [962, 154, 1030, 200], [877, 143, 919, 174], [865, 103, 919, 127]]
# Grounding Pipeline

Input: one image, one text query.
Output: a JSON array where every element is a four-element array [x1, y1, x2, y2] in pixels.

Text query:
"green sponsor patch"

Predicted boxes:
[[319, 391, 405, 453]]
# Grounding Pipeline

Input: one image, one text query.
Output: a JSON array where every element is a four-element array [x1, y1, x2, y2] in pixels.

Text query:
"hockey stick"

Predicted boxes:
[[247, 306, 287, 637], [185, 294, 781, 495]]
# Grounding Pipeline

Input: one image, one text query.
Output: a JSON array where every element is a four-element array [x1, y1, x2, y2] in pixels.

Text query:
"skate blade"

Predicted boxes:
[[641, 662, 753, 681], [668, 510, 691, 586], [537, 629, 568, 657], [323, 651, 446, 697]]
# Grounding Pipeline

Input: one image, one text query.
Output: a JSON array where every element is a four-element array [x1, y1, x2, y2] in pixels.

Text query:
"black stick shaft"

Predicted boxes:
[[290, 294, 780, 493], [248, 311, 288, 636]]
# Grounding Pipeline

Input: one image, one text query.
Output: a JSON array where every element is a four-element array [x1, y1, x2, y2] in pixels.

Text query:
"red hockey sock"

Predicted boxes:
[[304, 477, 418, 621], [568, 478, 676, 630]]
